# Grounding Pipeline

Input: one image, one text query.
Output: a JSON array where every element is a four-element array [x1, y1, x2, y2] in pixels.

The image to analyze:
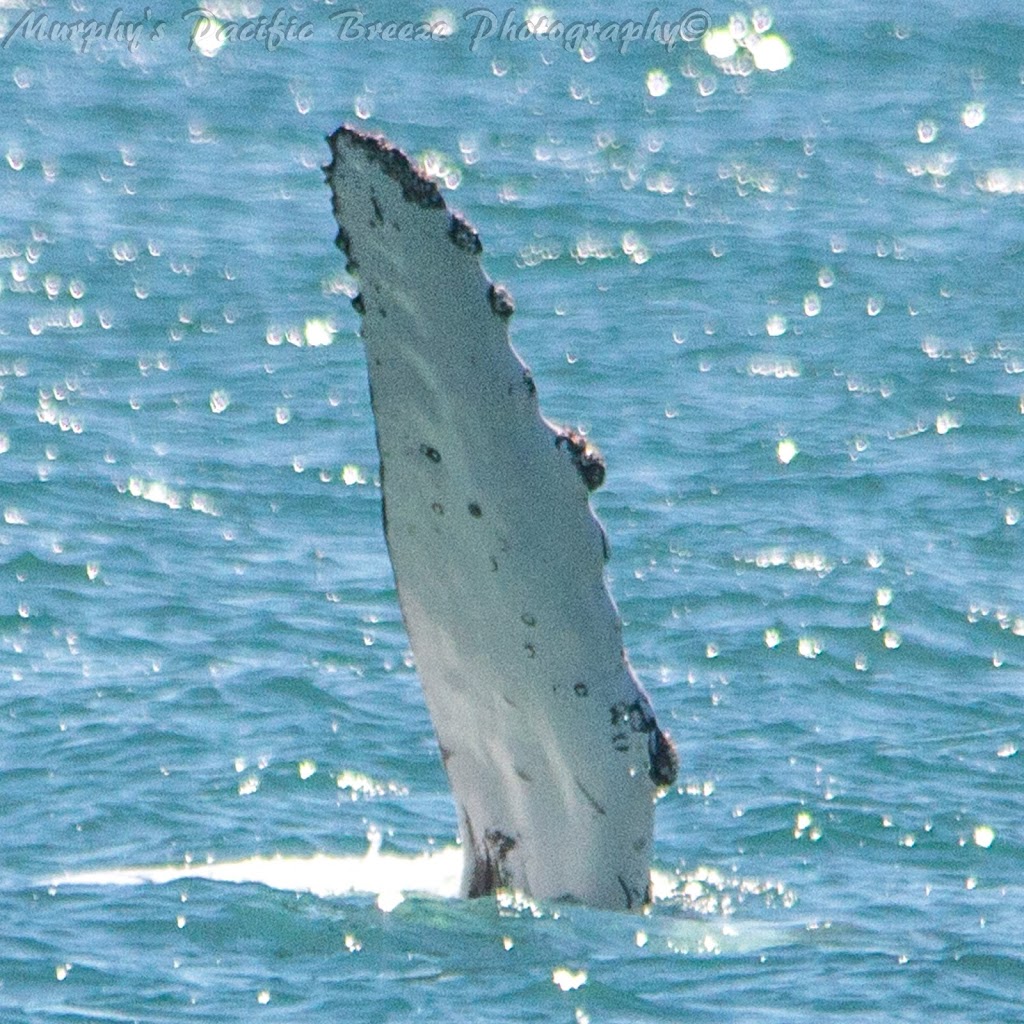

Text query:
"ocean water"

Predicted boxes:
[[2, 1, 1024, 1021]]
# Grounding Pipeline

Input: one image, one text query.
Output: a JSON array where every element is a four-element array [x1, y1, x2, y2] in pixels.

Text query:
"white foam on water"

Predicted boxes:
[[47, 837, 802, 953], [48, 831, 463, 910]]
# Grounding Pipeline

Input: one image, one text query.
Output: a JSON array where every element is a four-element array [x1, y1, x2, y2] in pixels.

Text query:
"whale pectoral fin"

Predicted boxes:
[[326, 126, 675, 910]]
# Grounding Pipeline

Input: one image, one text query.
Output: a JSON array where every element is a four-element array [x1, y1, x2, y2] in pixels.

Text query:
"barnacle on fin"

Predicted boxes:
[[448, 214, 482, 254], [555, 428, 606, 492], [488, 283, 515, 319]]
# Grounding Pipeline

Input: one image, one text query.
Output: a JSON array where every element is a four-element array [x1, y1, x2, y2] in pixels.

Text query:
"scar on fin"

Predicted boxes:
[[574, 776, 607, 816], [617, 875, 650, 911], [555, 427, 606, 492]]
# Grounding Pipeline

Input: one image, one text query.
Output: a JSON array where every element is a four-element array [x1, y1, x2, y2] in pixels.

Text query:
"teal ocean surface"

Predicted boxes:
[[2, 2, 1024, 1021]]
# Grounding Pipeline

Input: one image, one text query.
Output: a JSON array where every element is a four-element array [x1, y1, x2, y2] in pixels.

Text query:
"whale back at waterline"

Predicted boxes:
[[325, 126, 677, 910]]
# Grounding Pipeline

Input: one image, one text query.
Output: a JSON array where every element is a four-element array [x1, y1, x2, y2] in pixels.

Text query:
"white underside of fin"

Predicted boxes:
[[326, 127, 676, 910]]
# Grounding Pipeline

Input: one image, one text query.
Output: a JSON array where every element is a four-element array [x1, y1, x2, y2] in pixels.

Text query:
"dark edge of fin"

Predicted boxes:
[[325, 125, 488, 281]]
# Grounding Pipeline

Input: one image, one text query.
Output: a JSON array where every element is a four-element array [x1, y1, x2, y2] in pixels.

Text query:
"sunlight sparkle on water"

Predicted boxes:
[[524, 6, 554, 34], [702, 14, 791, 71], [552, 967, 587, 992], [416, 150, 462, 190], [571, 236, 616, 261], [702, 28, 737, 59], [749, 356, 799, 378], [304, 319, 335, 347], [776, 438, 798, 464], [747, 34, 792, 71], [190, 493, 219, 516], [797, 636, 821, 659], [353, 94, 373, 120], [336, 770, 408, 799], [790, 552, 830, 573], [973, 825, 995, 849], [646, 69, 671, 97], [975, 168, 1024, 195], [426, 9, 456, 36], [961, 102, 985, 128], [621, 232, 650, 264], [126, 478, 182, 510], [190, 16, 224, 57]]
